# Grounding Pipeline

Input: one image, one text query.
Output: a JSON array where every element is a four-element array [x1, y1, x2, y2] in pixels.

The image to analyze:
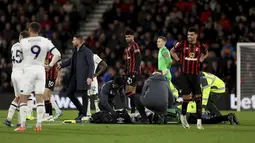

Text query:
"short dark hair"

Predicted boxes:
[[125, 29, 135, 35], [188, 27, 198, 34], [158, 36, 167, 41], [29, 22, 41, 33], [20, 31, 29, 38], [113, 76, 125, 86], [74, 34, 84, 42]]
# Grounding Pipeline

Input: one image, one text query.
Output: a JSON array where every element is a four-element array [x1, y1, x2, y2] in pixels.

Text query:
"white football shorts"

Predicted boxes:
[[88, 77, 99, 96], [11, 69, 24, 97], [20, 66, 45, 95]]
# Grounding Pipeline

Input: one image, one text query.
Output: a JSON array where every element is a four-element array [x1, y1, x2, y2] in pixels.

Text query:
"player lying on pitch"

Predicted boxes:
[[130, 103, 239, 125]]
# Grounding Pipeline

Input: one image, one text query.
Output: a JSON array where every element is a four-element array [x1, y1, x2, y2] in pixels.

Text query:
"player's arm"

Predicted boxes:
[[60, 59, 71, 69], [49, 48, 61, 68], [94, 60, 108, 77], [100, 84, 116, 114], [165, 50, 172, 66], [47, 40, 61, 68], [161, 50, 172, 75], [84, 48, 94, 79], [170, 42, 182, 62], [55, 68, 62, 87], [133, 44, 141, 73], [199, 44, 208, 63]]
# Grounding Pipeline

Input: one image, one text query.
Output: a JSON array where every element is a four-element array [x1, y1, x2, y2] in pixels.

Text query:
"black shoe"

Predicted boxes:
[[75, 114, 84, 120], [156, 114, 165, 124], [148, 113, 153, 124], [230, 113, 240, 125], [4, 119, 14, 127], [228, 114, 234, 124]]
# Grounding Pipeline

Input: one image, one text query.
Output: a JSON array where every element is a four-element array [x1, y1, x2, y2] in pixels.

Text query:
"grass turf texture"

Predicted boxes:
[[0, 110, 254, 143]]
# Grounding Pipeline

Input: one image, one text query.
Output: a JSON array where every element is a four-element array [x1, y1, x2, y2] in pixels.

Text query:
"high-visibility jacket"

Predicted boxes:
[[201, 72, 225, 106], [169, 80, 179, 98]]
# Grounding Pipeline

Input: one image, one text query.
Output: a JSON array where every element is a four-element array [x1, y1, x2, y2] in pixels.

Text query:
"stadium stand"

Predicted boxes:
[[0, 0, 98, 92], [86, 0, 255, 93]]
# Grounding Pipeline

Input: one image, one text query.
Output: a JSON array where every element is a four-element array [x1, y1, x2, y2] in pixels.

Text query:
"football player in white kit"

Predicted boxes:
[[4, 31, 30, 127], [86, 54, 107, 118], [15, 22, 61, 131]]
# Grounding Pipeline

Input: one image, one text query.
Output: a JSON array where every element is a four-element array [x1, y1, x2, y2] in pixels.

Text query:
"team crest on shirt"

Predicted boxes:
[[185, 52, 197, 61], [189, 52, 195, 58]]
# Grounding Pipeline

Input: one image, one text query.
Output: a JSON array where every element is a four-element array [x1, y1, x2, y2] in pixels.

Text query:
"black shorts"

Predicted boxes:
[[179, 73, 201, 95], [45, 79, 56, 91], [126, 73, 140, 86]]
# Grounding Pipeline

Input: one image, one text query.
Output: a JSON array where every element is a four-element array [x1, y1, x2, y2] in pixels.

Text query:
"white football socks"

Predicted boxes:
[[87, 99, 91, 116], [94, 99, 100, 112], [19, 103, 28, 127], [197, 119, 202, 125], [36, 103, 45, 128], [50, 96, 61, 113], [7, 101, 18, 121], [27, 97, 34, 117]]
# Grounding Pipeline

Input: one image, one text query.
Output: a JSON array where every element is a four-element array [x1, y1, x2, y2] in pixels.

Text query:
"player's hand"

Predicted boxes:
[[162, 69, 169, 75], [57, 64, 62, 70], [44, 65, 51, 72], [199, 58, 204, 63], [87, 78, 92, 85], [176, 60, 181, 71]]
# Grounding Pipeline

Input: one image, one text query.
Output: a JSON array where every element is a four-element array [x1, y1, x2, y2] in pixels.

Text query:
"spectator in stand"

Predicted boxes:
[[0, 0, 99, 92], [221, 40, 235, 60], [85, 0, 255, 94]]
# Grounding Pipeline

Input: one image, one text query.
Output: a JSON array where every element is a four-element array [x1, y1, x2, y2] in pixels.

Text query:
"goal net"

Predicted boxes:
[[236, 43, 255, 111]]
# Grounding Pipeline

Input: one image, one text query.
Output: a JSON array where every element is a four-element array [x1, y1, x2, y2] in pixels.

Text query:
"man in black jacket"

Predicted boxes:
[[98, 76, 126, 118], [58, 35, 94, 120]]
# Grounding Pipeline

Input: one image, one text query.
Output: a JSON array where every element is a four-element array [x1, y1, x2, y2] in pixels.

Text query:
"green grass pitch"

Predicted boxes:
[[0, 110, 254, 143]]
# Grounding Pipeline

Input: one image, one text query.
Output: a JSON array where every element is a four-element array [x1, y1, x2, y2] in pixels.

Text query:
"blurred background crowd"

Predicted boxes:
[[0, 0, 254, 94], [0, 0, 98, 92]]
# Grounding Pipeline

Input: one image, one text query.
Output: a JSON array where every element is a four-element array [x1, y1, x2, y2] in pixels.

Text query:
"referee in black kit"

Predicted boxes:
[[58, 35, 94, 120]]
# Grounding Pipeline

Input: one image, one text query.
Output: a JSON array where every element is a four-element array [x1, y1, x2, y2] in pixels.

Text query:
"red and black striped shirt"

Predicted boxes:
[[174, 40, 207, 75], [126, 42, 141, 74], [45, 52, 57, 81]]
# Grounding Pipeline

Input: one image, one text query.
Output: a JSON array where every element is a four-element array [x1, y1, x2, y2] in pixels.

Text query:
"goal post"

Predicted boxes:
[[236, 42, 255, 111]]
